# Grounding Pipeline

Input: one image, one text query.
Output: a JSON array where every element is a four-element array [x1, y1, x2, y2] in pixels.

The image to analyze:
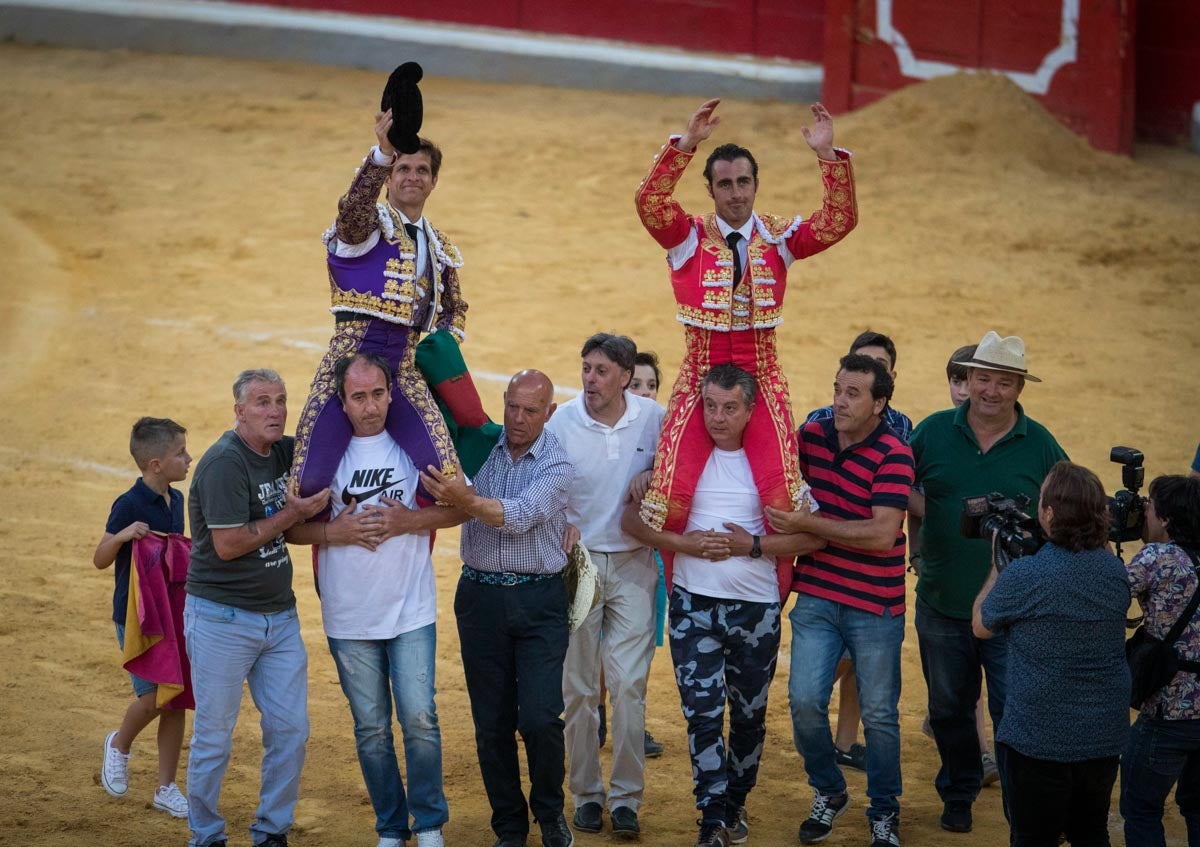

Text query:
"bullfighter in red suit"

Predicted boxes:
[[634, 98, 858, 600]]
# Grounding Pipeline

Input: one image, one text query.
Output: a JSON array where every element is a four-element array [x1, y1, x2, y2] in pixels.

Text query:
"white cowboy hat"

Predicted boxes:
[[564, 542, 600, 633], [966, 331, 1042, 382]]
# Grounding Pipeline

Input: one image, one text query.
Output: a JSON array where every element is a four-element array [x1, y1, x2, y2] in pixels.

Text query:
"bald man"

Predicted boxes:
[[422, 371, 577, 847]]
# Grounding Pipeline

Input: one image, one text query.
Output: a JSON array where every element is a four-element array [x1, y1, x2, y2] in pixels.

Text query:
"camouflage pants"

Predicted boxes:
[[668, 585, 782, 825]]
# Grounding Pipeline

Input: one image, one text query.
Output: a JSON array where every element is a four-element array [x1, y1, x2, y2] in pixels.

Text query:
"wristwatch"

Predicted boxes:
[[749, 534, 763, 559]]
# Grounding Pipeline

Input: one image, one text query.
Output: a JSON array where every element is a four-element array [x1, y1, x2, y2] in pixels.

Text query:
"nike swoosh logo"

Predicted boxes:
[[341, 482, 393, 504]]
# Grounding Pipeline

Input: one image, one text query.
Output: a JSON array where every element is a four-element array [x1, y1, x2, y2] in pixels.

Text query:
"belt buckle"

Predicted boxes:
[[499, 572, 520, 587]]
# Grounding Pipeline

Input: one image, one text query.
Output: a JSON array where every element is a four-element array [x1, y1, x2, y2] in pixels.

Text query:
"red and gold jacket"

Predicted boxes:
[[635, 136, 857, 332]]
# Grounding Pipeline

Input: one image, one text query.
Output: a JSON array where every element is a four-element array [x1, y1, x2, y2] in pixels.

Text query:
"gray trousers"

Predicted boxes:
[[563, 547, 658, 811]]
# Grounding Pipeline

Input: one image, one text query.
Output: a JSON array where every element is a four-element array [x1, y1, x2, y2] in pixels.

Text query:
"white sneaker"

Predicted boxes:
[[152, 782, 189, 818], [101, 731, 130, 797], [376, 837, 406, 847], [981, 752, 1000, 786], [416, 830, 445, 847]]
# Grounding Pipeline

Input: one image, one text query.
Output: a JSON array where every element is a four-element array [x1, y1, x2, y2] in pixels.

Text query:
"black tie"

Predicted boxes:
[[404, 223, 427, 283], [726, 231, 743, 286]]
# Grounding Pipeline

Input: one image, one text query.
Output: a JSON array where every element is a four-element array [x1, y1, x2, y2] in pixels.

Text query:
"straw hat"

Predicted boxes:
[[564, 542, 599, 633], [967, 331, 1042, 382]]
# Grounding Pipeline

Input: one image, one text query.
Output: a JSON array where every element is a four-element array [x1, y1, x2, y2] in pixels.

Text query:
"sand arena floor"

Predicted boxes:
[[1, 43, 1198, 846]]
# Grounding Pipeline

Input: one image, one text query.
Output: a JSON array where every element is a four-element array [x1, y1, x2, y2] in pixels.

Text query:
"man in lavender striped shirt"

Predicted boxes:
[[421, 370, 576, 847]]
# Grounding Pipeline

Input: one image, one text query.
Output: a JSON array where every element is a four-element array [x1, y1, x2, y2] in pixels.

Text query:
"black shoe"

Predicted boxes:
[[257, 836, 289, 847], [870, 813, 900, 846], [726, 806, 748, 845], [572, 802, 603, 834], [541, 814, 575, 847], [610, 806, 640, 839], [695, 819, 729, 847], [598, 705, 607, 747], [798, 791, 850, 844], [940, 802, 972, 833], [493, 836, 528, 847], [834, 742, 867, 772], [643, 730, 664, 758]]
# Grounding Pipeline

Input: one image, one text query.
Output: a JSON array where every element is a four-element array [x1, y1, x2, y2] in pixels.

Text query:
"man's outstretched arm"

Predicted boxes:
[[784, 102, 858, 260], [334, 110, 396, 246], [634, 100, 724, 251]]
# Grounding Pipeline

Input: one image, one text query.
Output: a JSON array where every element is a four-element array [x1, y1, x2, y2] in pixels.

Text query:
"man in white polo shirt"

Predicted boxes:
[[287, 352, 465, 847], [546, 333, 666, 840]]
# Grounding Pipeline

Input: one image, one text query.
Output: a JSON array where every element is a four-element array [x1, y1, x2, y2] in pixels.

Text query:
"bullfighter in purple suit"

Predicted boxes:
[[292, 108, 468, 499]]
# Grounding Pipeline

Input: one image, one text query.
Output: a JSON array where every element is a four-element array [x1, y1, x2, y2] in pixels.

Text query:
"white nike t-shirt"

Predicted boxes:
[[673, 447, 778, 603], [318, 431, 436, 640]]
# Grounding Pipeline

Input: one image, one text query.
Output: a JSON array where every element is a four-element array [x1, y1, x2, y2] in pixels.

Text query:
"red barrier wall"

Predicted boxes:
[[224, 0, 1197, 148], [1136, 0, 1200, 143], [240, 0, 828, 62], [822, 0, 1137, 154]]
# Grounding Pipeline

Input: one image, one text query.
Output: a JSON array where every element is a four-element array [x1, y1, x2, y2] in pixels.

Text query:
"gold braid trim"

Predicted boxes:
[[753, 335, 803, 506], [393, 343, 459, 478], [635, 142, 694, 235], [809, 156, 858, 246], [640, 329, 709, 531], [335, 156, 391, 246], [290, 320, 370, 494]]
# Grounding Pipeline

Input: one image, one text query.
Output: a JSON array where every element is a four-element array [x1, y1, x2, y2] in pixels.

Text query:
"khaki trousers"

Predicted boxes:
[[563, 547, 658, 811]]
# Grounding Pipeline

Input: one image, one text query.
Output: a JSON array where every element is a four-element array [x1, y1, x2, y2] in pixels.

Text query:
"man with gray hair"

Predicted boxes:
[[545, 333, 665, 839], [185, 369, 330, 847], [623, 363, 824, 847]]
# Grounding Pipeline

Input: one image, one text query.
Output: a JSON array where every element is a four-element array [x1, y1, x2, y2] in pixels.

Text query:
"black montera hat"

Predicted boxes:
[[380, 62, 424, 154]]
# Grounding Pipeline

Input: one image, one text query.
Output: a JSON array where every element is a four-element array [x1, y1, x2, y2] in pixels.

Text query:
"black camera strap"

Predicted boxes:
[[1166, 548, 1200, 674]]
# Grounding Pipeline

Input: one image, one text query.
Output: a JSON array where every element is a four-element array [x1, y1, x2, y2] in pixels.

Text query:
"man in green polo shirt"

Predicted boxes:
[[908, 332, 1066, 835]]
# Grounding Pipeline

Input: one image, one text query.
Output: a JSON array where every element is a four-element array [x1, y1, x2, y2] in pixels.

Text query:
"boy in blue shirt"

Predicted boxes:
[[92, 417, 192, 818]]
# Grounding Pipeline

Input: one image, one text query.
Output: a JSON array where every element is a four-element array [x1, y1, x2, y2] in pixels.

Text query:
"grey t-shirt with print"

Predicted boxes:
[[186, 430, 296, 613]]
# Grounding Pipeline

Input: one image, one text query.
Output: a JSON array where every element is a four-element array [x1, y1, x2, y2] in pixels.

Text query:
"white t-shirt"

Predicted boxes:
[[318, 431, 436, 640], [545, 392, 664, 552], [673, 447, 777, 603]]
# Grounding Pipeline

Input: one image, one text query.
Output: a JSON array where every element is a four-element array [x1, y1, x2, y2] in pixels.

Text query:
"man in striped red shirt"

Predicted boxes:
[[765, 353, 913, 847]]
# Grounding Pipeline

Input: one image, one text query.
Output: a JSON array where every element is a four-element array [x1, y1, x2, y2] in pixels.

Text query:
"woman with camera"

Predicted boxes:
[[972, 460, 1131, 847], [1121, 473, 1200, 846]]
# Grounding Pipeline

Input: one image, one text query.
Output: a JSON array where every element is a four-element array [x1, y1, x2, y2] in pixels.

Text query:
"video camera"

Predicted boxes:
[[1108, 446, 1146, 559], [960, 492, 1044, 571]]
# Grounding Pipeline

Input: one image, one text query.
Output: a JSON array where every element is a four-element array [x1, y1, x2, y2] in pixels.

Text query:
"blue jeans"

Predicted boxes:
[[788, 594, 904, 820], [1120, 715, 1200, 846], [183, 595, 309, 847], [327, 624, 448, 840], [915, 594, 1008, 806], [669, 586, 781, 824]]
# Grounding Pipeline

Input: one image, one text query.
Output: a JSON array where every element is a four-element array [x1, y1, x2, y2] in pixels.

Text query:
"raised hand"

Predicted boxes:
[[375, 109, 396, 158], [677, 98, 722, 153], [800, 102, 836, 161]]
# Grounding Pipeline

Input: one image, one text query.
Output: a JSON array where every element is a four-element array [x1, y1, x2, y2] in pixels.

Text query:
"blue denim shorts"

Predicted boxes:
[[114, 622, 157, 698]]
